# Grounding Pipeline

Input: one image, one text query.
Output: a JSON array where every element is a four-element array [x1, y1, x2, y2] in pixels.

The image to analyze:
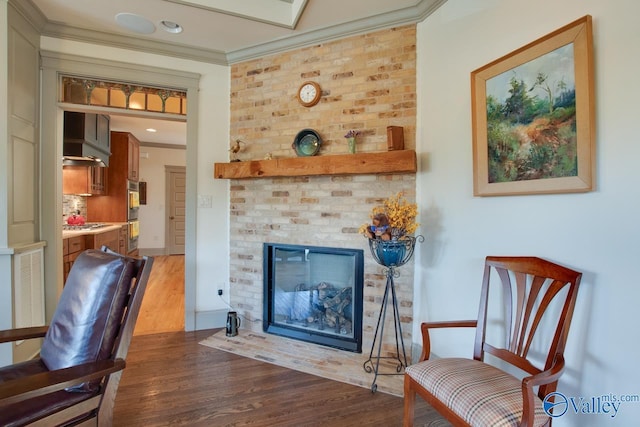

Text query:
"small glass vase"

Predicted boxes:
[[347, 137, 356, 154]]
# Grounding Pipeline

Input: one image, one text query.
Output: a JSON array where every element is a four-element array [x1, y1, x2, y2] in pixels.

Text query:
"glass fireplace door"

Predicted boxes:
[[264, 243, 363, 352]]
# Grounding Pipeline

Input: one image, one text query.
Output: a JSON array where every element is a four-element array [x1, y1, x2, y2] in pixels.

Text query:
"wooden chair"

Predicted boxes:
[[0, 247, 153, 426], [404, 256, 581, 427]]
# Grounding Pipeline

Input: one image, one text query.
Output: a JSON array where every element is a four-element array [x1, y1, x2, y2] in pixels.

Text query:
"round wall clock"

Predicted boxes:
[[297, 81, 321, 107]]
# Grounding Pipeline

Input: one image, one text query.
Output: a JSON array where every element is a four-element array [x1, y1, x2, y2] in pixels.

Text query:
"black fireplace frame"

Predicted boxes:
[[263, 243, 364, 352]]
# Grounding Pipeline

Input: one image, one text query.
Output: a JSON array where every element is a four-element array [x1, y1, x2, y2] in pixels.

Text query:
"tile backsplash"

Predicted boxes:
[[62, 195, 87, 223]]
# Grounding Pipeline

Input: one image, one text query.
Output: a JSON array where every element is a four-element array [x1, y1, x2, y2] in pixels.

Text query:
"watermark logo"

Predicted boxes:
[[543, 392, 568, 417], [543, 392, 639, 419]]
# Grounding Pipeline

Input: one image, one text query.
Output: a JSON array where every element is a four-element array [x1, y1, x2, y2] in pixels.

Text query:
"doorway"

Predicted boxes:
[[40, 52, 200, 330], [130, 149, 186, 335]]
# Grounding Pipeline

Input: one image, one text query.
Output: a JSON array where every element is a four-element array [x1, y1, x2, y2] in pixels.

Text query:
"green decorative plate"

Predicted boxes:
[[292, 129, 322, 156]]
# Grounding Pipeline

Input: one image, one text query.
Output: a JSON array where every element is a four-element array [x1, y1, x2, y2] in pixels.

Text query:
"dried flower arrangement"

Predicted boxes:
[[344, 130, 360, 138], [359, 192, 419, 240]]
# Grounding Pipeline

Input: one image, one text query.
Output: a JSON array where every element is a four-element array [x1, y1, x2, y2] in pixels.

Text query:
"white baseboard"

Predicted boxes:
[[138, 247, 167, 256]]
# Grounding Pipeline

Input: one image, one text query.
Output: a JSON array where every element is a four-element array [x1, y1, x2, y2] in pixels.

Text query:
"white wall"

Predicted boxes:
[[137, 145, 186, 251], [40, 37, 231, 318], [415, 0, 640, 425]]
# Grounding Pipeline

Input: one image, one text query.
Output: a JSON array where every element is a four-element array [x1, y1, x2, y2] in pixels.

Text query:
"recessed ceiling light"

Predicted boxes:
[[115, 13, 156, 34], [160, 20, 183, 34], [146, 128, 157, 133]]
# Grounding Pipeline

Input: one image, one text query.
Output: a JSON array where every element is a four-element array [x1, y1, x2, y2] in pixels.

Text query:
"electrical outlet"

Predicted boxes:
[[217, 289, 223, 296]]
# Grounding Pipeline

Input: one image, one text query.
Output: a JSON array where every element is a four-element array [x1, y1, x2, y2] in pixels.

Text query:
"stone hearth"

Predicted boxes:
[[201, 329, 405, 396]]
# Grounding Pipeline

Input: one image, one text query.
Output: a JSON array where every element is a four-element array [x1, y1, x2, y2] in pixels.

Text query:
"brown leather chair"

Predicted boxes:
[[404, 256, 582, 427], [0, 247, 153, 426]]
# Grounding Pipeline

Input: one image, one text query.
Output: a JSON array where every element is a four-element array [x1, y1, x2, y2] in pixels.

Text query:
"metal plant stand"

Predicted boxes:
[[363, 235, 423, 393]]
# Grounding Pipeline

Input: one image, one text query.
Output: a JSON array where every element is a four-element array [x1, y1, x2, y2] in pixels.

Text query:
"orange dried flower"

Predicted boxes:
[[361, 192, 419, 239]]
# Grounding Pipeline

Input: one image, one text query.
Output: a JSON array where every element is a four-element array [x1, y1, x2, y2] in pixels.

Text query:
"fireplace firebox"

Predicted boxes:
[[263, 243, 364, 352]]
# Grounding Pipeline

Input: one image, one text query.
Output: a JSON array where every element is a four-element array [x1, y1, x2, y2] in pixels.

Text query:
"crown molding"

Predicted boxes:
[[227, 0, 448, 63], [41, 21, 229, 65], [17, 0, 447, 66], [140, 141, 186, 150], [8, 0, 48, 31]]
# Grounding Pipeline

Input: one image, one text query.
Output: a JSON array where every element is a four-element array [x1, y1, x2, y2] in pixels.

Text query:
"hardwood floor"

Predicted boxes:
[[120, 255, 446, 425], [113, 329, 446, 427], [134, 254, 185, 336]]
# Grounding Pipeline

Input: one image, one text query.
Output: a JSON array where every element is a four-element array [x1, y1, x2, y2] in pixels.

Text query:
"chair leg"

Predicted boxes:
[[403, 375, 416, 427]]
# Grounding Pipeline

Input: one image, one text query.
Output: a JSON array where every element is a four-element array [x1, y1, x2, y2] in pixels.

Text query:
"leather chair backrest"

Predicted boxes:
[[40, 250, 135, 379]]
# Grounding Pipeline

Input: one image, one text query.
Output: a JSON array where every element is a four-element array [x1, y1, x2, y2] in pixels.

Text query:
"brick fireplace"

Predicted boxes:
[[225, 24, 418, 372], [227, 174, 416, 359]]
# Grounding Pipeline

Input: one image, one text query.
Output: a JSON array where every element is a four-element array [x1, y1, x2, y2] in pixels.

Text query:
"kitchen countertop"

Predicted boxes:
[[62, 223, 126, 239]]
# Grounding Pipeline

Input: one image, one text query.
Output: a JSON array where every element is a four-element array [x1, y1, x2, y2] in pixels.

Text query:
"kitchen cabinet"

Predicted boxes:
[[63, 235, 86, 283], [87, 131, 140, 222], [88, 228, 119, 252], [63, 165, 106, 195], [62, 226, 125, 283], [63, 238, 68, 282], [90, 166, 107, 194], [119, 225, 127, 255]]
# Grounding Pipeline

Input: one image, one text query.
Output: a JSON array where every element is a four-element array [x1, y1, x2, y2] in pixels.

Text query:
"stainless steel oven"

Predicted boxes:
[[128, 181, 140, 221], [127, 181, 140, 253], [128, 220, 139, 253]]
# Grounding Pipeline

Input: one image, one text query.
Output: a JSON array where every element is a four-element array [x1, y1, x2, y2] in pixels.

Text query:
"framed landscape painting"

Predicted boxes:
[[471, 15, 595, 196]]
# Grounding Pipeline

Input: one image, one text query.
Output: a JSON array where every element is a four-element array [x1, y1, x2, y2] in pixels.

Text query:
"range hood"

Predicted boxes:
[[62, 148, 108, 167], [63, 112, 111, 167]]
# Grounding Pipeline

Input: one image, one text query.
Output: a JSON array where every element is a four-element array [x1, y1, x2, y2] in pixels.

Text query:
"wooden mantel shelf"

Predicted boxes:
[[214, 150, 416, 179]]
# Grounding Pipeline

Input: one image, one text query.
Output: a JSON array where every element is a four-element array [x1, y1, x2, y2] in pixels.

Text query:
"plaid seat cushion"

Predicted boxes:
[[405, 358, 549, 427]]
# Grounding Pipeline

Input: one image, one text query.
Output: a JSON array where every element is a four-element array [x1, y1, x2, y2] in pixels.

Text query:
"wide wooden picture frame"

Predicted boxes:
[[471, 15, 595, 196]]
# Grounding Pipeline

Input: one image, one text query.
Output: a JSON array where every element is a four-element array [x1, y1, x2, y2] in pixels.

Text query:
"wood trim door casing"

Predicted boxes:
[[39, 51, 200, 331]]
